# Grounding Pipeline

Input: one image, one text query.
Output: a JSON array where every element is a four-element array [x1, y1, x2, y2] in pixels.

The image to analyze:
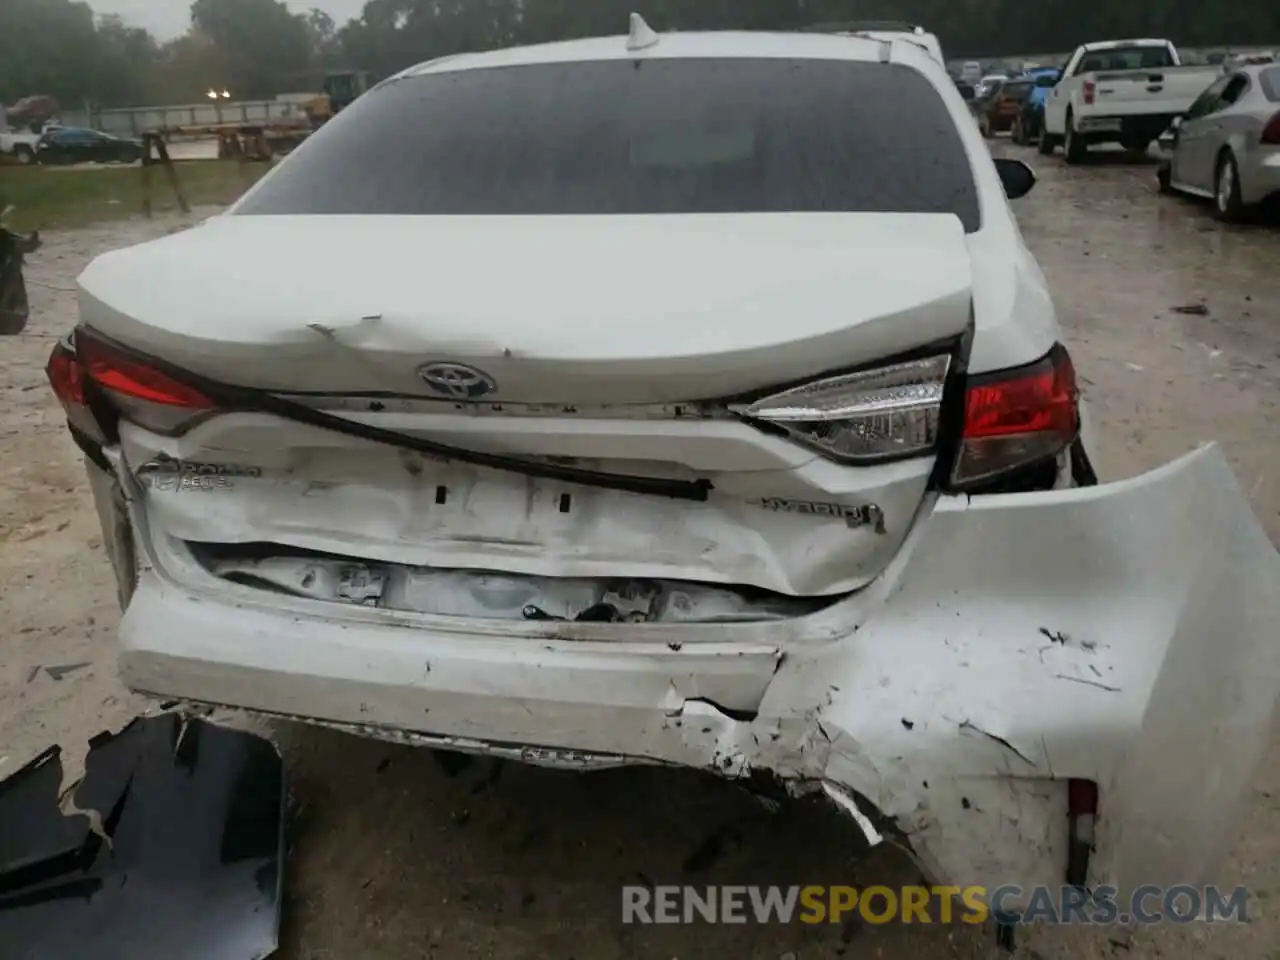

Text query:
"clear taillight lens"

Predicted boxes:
[[732, 354, 951, 463]]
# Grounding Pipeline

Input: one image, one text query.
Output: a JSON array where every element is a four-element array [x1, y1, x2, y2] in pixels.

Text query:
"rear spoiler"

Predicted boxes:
[[797, 20, 924, 34]]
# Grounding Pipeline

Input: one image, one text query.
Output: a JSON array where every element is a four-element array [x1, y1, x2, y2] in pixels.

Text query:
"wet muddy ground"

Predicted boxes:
[[1, 141, 1277, 959]]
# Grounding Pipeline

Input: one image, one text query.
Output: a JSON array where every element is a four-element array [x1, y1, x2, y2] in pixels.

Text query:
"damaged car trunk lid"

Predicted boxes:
[[75, 213, 973, 404], [70, 53, 984, 599], [75, 216, 972, 598]]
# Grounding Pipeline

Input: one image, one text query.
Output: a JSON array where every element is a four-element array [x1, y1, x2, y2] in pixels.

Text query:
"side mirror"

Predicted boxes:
[[994, 157, 1036, 200], [955, 82, 976, 102]]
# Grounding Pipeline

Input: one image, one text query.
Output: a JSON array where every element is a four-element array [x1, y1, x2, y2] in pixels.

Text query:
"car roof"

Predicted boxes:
[[839, 30, 942, 61], [397, 29, 934, 80]]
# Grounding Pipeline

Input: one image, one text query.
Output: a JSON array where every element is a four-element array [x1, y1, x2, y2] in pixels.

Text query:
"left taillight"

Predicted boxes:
[[47, 331, 217, 436], [46, 338, 110, 445], [949, 343, 1080, 489], [46, 339, 86, 409]]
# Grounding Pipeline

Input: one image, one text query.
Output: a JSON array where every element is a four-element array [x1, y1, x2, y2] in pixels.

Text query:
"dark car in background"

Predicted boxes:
[[1012, 68, 1062, 145], [977, 76, 1034, 137], [0, 206, 40, 336], [36, 127, 143, 165]]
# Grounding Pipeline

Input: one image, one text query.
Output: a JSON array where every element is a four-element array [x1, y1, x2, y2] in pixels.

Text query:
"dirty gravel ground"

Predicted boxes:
[[2, 144, 1278, 960]]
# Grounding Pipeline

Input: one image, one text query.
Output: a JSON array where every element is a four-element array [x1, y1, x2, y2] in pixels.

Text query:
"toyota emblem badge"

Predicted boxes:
[[416, 362, 498, 400]]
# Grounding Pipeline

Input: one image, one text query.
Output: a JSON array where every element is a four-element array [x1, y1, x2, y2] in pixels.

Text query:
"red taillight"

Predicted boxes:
[[951, 344, 1080, 488], [67, 330, 217, 435], [1261, 111, 1280, 144], [46, 339, 113, 443], [1083, 80, 1095, 106], [46, 342, 87, 408], [77, 333, 214, 409]]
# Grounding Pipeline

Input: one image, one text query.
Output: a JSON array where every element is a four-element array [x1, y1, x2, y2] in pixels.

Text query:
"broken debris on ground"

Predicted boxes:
[[0, 713, 285, 959]]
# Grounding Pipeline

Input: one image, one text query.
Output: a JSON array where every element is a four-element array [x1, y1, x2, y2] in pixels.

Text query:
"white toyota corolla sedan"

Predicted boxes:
[[47, 18, 1279, 914]]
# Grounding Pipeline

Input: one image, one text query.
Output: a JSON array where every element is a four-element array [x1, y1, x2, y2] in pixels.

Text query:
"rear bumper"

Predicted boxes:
[[1075, 114, 1176, 142], [96, 445, 1280, 905]]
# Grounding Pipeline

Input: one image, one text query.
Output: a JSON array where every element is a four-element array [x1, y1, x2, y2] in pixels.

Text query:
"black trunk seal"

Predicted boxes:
[[75, 329, 714, 502]]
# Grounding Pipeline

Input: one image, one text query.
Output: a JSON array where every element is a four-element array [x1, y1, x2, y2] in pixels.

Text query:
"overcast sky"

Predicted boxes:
[[94, 0, 369, 39]]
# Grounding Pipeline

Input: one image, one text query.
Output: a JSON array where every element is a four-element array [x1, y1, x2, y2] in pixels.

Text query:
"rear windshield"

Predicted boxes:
[[1000, 81, 1033, 100], [1078, 45, 1176, 72], [235, 58, 981, 232], [1261, 65, 1280, 101]]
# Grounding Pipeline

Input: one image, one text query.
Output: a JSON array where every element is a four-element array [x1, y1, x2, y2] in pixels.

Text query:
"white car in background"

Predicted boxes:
[[1158, 59, 1280, 220], [0, 124, 52, 165], [48, 18, 1279, 917], [975, 72, 1009, 99]]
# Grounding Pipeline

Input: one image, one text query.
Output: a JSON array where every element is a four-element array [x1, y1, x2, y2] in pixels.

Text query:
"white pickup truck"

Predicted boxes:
[[1041, 38, 1223, 163], [0, 127, 45, 165]]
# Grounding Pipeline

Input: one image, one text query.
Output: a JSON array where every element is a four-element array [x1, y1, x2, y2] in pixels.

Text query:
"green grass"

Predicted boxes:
[[0, 161, 269, 232]]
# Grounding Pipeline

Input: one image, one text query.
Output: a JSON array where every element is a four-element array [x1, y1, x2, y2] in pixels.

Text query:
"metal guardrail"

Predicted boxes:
[[58, 99, 313, 138]]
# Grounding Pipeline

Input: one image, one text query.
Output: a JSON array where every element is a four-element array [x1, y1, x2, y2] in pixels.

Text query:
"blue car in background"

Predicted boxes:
[[1011, 67, 1061, 145]]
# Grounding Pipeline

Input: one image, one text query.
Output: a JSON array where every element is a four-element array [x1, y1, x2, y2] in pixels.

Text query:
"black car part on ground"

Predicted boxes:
[[0, 225, 40, 336], [0, 714, 285, 960]]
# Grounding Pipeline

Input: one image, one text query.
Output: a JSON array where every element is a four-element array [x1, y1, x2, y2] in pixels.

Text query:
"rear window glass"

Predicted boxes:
[[1001, 81, 1033, 100], [235, 58, 981, 232], [1078, 45, 1176, 72], [1261, 65, 1280, 101]]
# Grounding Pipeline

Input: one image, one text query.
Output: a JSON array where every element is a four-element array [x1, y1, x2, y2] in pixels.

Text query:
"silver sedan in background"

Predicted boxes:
[[1159, 61, 1280, 221]]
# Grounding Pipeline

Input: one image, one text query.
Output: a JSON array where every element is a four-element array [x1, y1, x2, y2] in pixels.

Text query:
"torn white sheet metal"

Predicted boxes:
[[115, 414, 933, 598], [755, 443, 1280, 903], [111, 444, 1279, 905]]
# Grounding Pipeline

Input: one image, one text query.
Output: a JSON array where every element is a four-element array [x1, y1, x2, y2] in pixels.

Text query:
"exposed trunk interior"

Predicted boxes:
[[189, 542, 838, 623]]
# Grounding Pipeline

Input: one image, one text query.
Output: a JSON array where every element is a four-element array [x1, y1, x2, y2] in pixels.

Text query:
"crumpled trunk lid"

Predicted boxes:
[[85, 211, 975, 597], [77, 212, 973, 404]]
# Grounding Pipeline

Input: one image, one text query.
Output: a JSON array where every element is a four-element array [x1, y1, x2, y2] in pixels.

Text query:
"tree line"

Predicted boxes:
[[3, 0, 1279, 111]]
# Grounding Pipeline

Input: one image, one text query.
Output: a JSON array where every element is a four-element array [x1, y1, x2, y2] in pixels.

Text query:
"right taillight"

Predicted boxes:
[[950, 343, 1080, 489], [1083, 79, 1096, 106], [1261, 111, 1280, 144], [732, 354, 951, 464]]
